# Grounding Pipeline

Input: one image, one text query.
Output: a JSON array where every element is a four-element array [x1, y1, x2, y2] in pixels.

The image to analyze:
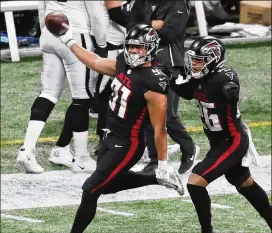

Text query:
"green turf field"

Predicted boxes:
[[1, 194, 271, 233], [1, 44, 271, 233]]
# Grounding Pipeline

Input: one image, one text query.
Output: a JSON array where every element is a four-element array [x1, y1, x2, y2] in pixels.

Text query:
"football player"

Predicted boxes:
[[171, 36, 272, 233], [108, 0, 199, 175], [16, 1, 107, 173], [54, 23, 184, 232]]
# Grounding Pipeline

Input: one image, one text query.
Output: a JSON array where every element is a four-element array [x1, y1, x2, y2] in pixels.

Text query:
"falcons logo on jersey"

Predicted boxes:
[[201, 41, 221, 62]]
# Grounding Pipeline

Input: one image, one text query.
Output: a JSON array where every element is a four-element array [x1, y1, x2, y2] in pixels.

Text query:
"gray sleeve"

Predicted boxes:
[[38, 0, 46, 31], [84, 1, 107, 47]]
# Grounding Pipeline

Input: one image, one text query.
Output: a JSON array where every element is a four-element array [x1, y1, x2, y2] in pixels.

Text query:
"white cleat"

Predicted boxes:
[[16, 147, 44, 174], [71, 154, 96, 173], [49, 145, 74, 168], [141, 147, 151, 163], [156, 166, 184, 196]]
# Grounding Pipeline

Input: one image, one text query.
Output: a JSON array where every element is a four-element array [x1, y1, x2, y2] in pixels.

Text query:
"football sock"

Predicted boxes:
[[23, 121, 45, 149], [24, 97, 55, 149], [73, 131, 89, 156], [56, 100, 89, 150], [56, 104, 73, 147], [187, 184, 213, 233], [70, 191, 99, 233], [237, 181, 272, 229]]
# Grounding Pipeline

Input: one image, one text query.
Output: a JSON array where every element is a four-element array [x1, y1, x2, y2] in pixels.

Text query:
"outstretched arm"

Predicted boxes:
[[55, 26, 117, 77], [70, 44, 117, 77]]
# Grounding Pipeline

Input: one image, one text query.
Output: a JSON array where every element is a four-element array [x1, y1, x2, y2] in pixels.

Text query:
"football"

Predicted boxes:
[[45, 12, 69, 36]]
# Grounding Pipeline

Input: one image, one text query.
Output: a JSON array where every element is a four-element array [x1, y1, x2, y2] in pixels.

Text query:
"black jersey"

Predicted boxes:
[[171, 67, 243, 142], [106, 53, 169, 138]]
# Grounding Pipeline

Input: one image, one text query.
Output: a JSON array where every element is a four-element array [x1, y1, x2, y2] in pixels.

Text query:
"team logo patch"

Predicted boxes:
[[225, 72, 234, 80], [201, 40, 222, 62], [159, 81, 167, 91]]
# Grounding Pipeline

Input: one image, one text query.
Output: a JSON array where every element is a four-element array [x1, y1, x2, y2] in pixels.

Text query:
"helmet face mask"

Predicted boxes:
[[124, 25, 160, 68], [185, 37, 225, 79], [185, 50, 214, 79]]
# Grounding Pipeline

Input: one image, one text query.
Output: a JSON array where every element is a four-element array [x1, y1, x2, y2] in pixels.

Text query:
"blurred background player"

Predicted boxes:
[[16, 0, 107, 173], [92, 1, 127, 155]]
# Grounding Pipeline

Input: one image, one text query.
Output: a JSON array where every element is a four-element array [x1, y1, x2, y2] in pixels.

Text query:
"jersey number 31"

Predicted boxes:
[[109, 79, 131, 118]]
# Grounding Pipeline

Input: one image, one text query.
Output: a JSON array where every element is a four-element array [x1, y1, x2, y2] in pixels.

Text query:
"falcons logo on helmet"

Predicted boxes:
[[201, 40, 221, 62], [145, 28, 158, 41]]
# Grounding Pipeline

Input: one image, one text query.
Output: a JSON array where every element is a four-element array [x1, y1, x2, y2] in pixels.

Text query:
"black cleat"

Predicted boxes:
[[178, 145, 200, 174], [140, 162, 158, 175]]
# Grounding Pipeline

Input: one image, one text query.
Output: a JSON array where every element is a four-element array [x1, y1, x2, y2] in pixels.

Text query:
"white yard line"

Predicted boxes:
[[97, 207, 134, 217], [182, 199, 232, 209], [1, 213, 44, 223]]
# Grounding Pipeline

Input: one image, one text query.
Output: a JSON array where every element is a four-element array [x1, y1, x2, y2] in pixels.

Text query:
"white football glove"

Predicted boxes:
[[156, 161, 184, 196], [175, 74, 191, 85], [56, 25, 76, 49]]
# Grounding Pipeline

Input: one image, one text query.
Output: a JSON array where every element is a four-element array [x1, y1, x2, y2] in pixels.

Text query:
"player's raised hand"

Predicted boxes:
[[57, 25, 76, 48], [45, 11, 75, 48]]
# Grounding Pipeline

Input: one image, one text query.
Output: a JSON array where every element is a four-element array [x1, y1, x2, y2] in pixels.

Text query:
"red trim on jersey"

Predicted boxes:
[[91, 107, 147, 193], [202, 105, 241, 176]]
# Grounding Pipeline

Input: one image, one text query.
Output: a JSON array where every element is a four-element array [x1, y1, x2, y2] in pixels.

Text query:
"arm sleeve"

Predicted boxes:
[[126, 1, 151, 30], [38, 0, 46, 31], [107, 6, 131, 28], [85, 1, 107, 47], [170, 78, 197, 100], [222, 81, 240, 103], [157, 2, 189, 45]]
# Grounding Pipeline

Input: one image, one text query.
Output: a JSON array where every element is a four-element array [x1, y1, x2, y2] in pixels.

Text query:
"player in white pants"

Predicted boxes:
[[93, 1, 126, 155], [16, 1, 107, 174]]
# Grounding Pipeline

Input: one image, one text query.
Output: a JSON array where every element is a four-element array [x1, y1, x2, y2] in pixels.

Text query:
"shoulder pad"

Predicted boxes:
[[145, 68, 169, 94], [217, 68, 239, 83], [222, 81, 240, 103]]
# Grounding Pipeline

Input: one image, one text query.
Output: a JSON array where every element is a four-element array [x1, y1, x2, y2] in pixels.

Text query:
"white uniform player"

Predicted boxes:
[[92, 2, 126, 154], [98, 2, 126, 94], [16, 0, 107, 174]]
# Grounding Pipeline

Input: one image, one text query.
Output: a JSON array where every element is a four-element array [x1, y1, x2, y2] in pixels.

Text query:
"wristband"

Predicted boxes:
[[158, 160, 168, 167], [66, 39, 76, 49]]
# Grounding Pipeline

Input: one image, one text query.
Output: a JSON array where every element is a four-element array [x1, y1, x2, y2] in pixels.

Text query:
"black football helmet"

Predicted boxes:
[[185, 36, 226, 79], [124, 24, 160, 68]]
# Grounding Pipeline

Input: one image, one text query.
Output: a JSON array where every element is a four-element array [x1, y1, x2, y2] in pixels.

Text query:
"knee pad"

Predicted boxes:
[[66, 99, 90, 132], [72, 98, 91, 108], [30, 96, 55, 121]]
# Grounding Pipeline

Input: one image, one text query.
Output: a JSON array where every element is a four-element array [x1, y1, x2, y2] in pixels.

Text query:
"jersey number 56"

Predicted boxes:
[[197, 101, 223, 131]]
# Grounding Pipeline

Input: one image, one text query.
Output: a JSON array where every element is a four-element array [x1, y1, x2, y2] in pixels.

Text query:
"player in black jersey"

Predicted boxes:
[[171, 36, 272, 233], [54, 23, 184, 232]]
